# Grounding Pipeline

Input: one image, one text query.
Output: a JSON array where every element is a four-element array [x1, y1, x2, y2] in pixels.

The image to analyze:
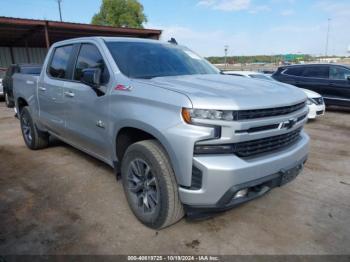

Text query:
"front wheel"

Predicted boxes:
[[20, 107, 49, 150], [121, 140, 184, 229], [5, 92, 14, 108]]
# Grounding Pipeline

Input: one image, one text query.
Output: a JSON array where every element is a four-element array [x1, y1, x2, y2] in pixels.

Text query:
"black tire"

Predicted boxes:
[[20, 107, 49, 150], [5, 92, 14, 108], [121, 140, 184, 229]]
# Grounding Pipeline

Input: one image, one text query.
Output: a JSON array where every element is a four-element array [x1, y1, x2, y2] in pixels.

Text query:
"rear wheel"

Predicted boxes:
[[20, 107, 49, 150], [121, 140, 184, 229]]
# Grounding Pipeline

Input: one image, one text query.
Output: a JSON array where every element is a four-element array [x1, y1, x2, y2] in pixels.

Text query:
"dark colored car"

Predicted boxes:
[[272, 64, 350, 107], [3, 64, 42, 108]]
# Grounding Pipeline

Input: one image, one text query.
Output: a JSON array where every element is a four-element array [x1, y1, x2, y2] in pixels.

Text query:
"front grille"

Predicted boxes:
[[233, 127, 302, 157], [235, 102, 306, 120], [313, 97, 324, 105]]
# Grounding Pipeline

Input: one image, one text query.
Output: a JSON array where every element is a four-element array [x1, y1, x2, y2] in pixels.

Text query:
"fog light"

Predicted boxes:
[[233, 188, 248, 199]]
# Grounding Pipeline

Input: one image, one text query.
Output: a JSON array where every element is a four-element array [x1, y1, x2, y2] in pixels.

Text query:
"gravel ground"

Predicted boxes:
[[0, 102, 349, 255]]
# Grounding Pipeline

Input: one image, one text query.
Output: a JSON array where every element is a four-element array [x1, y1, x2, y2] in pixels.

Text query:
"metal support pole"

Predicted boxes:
[[57, 0, 63, 22], [25, 40, 30, 63], [325, 18, 331, 57], [44, 22, 50, 49]]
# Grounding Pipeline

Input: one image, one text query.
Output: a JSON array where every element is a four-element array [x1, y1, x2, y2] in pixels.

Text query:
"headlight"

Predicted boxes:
[[182, 108, 236, 123], [307, 98, 316, 105]]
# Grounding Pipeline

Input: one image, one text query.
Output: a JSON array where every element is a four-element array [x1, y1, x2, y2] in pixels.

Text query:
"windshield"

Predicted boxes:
[[249, 74, 273, 80], [106, 41, 219, 79]]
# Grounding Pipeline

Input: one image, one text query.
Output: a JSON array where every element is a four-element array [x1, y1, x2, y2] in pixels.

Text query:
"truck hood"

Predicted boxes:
[[141, 74, 307, 110]]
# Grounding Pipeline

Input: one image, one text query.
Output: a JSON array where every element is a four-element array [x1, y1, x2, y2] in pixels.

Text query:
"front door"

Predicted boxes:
[[327, 65, 350, 104], [63, 43, 111, 159]]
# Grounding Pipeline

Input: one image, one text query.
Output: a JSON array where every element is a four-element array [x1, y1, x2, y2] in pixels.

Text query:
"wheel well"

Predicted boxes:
[[116, 127, 156, 162], [17, 98, 28, 113]]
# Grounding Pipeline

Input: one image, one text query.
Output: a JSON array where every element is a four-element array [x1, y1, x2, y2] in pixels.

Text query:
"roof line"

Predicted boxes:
[[0, 16, 162, 35]]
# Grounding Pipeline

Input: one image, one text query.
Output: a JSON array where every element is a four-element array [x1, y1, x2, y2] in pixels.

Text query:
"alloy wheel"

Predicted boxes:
[[21, 114, 32, 144], [127, 159, 159, 213]]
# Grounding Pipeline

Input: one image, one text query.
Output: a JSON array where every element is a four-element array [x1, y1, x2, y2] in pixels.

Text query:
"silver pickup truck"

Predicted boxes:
[[13, 37, 309, 229]]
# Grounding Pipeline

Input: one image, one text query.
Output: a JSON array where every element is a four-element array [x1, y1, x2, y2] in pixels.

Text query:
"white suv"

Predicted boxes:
[[224, 71, 325, 119]]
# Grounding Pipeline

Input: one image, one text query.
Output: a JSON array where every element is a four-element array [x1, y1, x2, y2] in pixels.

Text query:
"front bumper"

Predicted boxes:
[[179, 131, 309, 208], [307, 103, 325, 119]]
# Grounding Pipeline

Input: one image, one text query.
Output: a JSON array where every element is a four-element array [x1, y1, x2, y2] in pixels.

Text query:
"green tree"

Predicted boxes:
[[92, 0, 147, 28]]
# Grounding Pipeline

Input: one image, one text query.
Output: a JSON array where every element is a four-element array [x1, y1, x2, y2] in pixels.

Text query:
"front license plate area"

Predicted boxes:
[[279, 165, 302, 186]]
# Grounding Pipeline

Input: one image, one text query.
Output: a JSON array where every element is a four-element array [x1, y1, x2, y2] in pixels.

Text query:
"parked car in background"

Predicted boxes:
[[0, 68, 6, 98], [13, 37, 309, 229], [224, 71, 325, 119], [272, 64, 350, 107], [3, 64, 41, 107]]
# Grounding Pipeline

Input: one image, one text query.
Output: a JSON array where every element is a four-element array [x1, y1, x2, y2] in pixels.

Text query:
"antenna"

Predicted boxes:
[[168, 38, 178, 45]]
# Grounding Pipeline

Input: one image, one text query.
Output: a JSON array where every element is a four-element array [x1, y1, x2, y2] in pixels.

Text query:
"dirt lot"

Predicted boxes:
[[0, 102, 349, 255]]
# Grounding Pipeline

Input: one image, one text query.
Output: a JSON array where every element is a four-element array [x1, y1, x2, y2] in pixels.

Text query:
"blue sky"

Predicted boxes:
[[1, 0, 350, 56]]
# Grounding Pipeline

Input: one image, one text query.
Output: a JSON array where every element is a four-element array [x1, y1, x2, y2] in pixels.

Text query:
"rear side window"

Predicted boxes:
[[283, 67, 304, 76], [330, 66, 350, 80], [302, 66, 329, 79], [48, 45, 73, 79], [74, 44, 109, 84]]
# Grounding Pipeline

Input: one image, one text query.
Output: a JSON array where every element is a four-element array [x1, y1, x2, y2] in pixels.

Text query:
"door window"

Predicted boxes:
[[283, 67, 304, 76], [330, 66, 350, 80], [48, 45, 74, 79], [74, 44, 109, 84], [302, 66, 329, 79]]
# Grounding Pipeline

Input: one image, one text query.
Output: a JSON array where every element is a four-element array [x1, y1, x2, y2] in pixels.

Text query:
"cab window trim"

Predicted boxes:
[[46, 44, 76, 81]]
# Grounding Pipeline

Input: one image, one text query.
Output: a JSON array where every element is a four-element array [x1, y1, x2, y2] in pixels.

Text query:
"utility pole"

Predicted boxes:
[[325, 18, 331, 57], [57, 0, 63, 22], [224, 45, 229, 69]]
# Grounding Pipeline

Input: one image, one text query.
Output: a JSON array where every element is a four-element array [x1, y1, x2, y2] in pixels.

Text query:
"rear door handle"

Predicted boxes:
[[38, 86, 46, 91], [64, 91, 75, 97]]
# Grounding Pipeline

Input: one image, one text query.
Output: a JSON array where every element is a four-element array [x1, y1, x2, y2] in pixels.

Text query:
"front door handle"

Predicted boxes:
[[38, 86, 46, 91], [64, 91, 75, 97]]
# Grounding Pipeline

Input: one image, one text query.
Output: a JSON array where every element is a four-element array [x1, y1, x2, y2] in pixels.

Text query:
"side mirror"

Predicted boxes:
[[81, 68, 105, 96], [347, 76, 350, 81], [81, 68, 101, 87]]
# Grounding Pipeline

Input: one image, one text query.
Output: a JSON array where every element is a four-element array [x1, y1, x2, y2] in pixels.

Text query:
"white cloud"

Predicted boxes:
[[197, 0, 251, 11], [280, 9, 295, 16], [248, 5, 271, 14]]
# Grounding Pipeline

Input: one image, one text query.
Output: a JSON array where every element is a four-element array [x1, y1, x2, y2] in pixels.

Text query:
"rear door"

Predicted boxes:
[[298, 65, 330, 95], [327, 65, 350, 104], [63, 42, 111, 159], [38, 44, 76, 136], [277, 66, 304, 85]]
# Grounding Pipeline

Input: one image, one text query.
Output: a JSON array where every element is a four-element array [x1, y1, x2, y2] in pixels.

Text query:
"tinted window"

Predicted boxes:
[[20, 67, 41, 75], [302, 66, 329, 79], [330, 66, 350, 80], [74, 44, 109, 84], [49, 45, 73, 79], [283, 67, 304, 76], [106, 41, 219, 79]]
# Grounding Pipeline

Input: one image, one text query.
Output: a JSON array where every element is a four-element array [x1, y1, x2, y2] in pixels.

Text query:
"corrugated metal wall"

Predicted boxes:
[[0, 47, 47, 68]]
